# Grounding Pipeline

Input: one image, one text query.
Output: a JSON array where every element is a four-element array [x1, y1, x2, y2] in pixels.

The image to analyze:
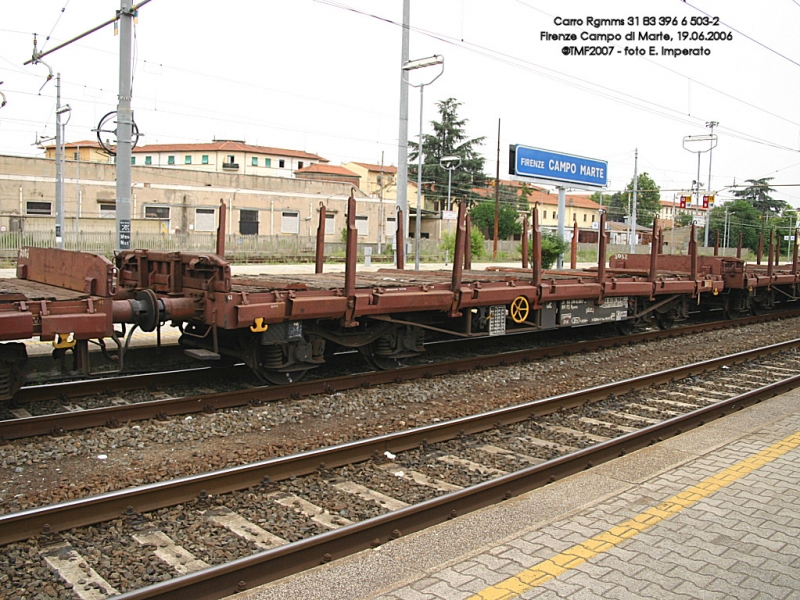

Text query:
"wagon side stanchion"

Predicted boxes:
[[343, 192, 358, 327], [714, 231, 720, 257], [521, 213, 529, 270], [767, 228, 774, 278], [315, 202, 326, 274], [648, 218, 659, 284], [689, 223, 698, 282], [215, 201, 226, 258], [792, 228, 798, 276], [737, 232, 743, 259], [449, 199, 466, 318], [596, 211, 607, 296], [570, 220, 578, 270], [532, 203, 542, 288]]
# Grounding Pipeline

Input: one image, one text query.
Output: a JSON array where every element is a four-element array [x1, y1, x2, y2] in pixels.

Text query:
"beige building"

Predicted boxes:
[[344, 162, 398, 200], [129, 140, 328, 178], [43, 140, 113, 163], [0, 155, 392, 245]]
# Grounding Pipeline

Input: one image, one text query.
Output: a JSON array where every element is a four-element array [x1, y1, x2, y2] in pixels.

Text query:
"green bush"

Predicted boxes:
[[440, 228, 486, 260], [527, 231, 569, 269]]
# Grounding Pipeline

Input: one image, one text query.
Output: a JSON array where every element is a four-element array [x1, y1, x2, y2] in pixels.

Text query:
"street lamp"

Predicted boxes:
[[682, 134, 717, 248], [439, 155, 461, 211], [403, 54, 444, 270]]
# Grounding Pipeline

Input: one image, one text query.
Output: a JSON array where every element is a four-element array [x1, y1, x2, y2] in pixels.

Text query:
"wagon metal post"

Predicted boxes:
[[449, 200, 466, 317], [793, 229, 798, 275], [395, 207, 405, 270], [216, 201, 226, 258], [714, 231, 719, 256], [757, 232, 763, 265], [768, 229, 776, 278], [343, 193, 358, 327], [570, 221, 578, 269], [597, 211, 607, 287], [648, 218, 658, 282], [532, 203, 542, 288], [521, 213, 529, 269], [689, 224, 698, 281], [737, 232, 742, 259], [315, 202, 326, 274]]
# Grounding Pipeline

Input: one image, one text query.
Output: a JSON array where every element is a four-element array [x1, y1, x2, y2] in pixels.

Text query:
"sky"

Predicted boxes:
[[1, 0, 799, 207]]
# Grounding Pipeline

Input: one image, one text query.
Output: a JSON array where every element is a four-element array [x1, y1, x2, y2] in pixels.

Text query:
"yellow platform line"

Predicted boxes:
[[469, 431, 800, 600]]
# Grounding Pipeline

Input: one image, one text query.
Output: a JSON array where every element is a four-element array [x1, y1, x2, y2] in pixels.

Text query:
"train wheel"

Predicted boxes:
[[253, 366, 309, 385], [359, 325, 423, 370], [655, 312, 676, 330], [360, 340, 407, 370]]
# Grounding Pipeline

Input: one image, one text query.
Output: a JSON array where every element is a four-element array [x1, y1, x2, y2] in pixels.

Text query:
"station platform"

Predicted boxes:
[[232, 387, 800, 600]]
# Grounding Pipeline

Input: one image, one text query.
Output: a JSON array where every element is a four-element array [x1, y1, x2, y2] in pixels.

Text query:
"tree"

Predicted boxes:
[[707, 200, 761, 252], [732, 178, 785, 216], [675, 211, 694, 227], [600, 191, 625, 222], [606, 173, 661, 227], [470, 200, 522, 240], [408, 98, 486, 209]]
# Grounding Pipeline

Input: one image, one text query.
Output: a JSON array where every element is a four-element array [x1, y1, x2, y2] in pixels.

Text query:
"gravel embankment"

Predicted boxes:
[[1, 318, 799, 516]]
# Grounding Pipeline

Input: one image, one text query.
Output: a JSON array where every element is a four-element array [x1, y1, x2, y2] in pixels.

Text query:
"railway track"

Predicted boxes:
[[2, 311, 797, 442], [2, 339, 800, 599]]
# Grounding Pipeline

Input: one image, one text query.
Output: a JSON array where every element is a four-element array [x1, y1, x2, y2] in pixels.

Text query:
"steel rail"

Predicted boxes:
[[1, 338, 798, 553], [1, 311, 797, 442], [114, 368, 800, 600]]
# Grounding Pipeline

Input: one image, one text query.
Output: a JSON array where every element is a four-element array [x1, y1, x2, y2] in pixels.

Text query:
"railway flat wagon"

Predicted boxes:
[[1, 196, 796, 401]]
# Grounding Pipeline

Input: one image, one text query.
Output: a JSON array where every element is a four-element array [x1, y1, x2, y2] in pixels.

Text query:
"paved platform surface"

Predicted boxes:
[[231, 388, 800, 600]]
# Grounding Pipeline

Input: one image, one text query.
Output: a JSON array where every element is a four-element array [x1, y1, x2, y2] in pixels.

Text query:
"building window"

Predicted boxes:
[[167, 155, 175, 165], [99, 203, 116, 219], [145, 156, 152, 165], [552, 211, 556, 220], [298, 161, 304, 169], [227, 155, 235, 164], [252, 157, 258, 166], [185, 155, 192, 165], [26, 201, 52, 215], [239, 209, 259, 235], [325, 213, 335, 235], [281, 211, 300, 234], [355, 215, 369, 236], [583, 213, 587, 222], [385, 216, 397, 238], [145, 206, 170, 219], [279, 159, 286, 168], [202, 155, 209, 164], [73, 151, 80, 160], [592, 214, 596, 223], [265, 158, 271, 167], [131, 157, 136, 165], [195, 208, 216, 232]]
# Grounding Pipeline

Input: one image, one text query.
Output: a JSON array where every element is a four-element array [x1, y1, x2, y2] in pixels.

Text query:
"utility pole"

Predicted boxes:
[[630, 148, 638, 253], [493, 119, 500, 260], [396, 0, 410, 242], [378, 151, 385, 254], [705, 121, 718, 248], [54, 73, 68, 249], [115, 0, 135, 250]]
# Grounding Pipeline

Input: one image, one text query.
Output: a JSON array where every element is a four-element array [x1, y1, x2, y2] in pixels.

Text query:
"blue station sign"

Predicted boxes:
[[510, 145, 608, 188]]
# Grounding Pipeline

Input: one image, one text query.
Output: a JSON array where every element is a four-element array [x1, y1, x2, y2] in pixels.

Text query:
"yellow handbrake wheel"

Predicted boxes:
[[510, 296, 530, 324]]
